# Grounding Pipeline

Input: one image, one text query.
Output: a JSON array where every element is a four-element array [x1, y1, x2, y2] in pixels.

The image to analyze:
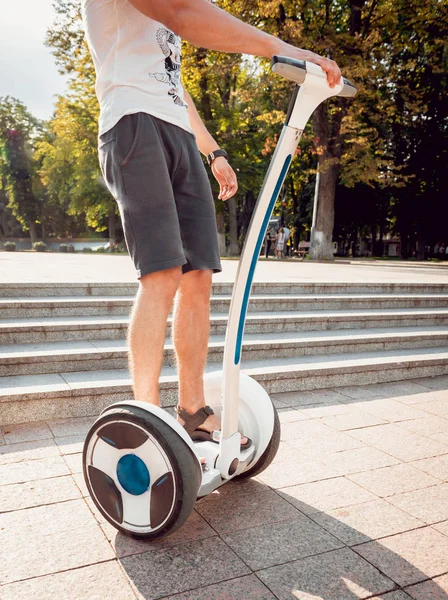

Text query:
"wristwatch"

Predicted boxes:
[[207, 148, 228, 166]]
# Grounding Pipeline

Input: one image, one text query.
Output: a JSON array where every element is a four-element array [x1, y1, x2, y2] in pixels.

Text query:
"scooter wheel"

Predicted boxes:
[[83, 405, 201, 539], [236, 405, 280, 479]]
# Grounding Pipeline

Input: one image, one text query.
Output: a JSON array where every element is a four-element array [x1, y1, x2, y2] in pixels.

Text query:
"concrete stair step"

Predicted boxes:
[[2, 281, 448, 298], [2, 293, 448, 318], [2, 326, 448, 377], [2, 346, 448, 424], [2, 307, 448, 344]]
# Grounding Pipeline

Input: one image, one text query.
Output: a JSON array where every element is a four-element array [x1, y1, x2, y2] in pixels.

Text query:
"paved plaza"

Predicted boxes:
[[1, 252, 448, 284], [1, 254, 448, 598], [1, 376, 448, 599]]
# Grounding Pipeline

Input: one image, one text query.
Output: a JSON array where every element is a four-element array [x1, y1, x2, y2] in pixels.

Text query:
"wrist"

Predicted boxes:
[[267, 37, 287, 59]]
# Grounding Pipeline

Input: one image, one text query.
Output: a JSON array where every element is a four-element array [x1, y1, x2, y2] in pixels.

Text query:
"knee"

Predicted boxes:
[[139, 266, 182, 299], [181, 269, 213, 297]]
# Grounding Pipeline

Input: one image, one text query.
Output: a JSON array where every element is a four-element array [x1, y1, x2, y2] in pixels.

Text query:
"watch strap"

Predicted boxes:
[[207, 149, 228, 166]]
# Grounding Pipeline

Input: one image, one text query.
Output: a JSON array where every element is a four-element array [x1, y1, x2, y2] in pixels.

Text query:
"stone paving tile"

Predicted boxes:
[[63, 452, 83, 473], [270, 441, 305, 464], [406, 574, 448, 599], [393, 389, 448, 405], [276, 407, 310, 423], [319, 446, 401, 476], [1, 420, 53, 444], [295, 400, 356, 419], [222, 513, 344, 570], [312, 499, 424, 546], [72, 472, 89, 497], [432, 431, 448, 446], [396, 415, 448, 437], [0, 438, 59, 465], [413, 398, 448, 419], [257, 546, 395, 600], [347, 463, 441, 497], [121, 537, 250, 599], [0, 499, 114, 584], [355, 526, 448, 587], [159, 574, 277, 600], [370, 592, 411, 599], [359, 399, 429, 422], [0, 455, 69, 485], [433, 521, 448, 537], [46, 416, 95, 437], [271, 388, 347, 408], [195, 489, 300, 534], [0, 474, 81, 512], [0, 561, 136, 600], [411, 455, 448, 482], [337, 381, 429, 401], [386, 484, 448, 524], [286, 424, 365, 455], [410, 376, 448, 391], [256, 453, 335, 488], [54, 434, 84, 455], [321, 411, 387, 431], [100, 510, 216, 558], [277, 477, 376, 515], [347, 423, 448, 462]]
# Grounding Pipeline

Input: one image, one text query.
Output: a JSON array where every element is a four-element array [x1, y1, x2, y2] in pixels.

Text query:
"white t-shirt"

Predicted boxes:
[[283, 227, 290, 241], [80, 0, 194, 138]]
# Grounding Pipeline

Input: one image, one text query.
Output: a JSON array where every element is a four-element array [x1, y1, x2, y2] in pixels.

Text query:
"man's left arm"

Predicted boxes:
[[184, 89, 238, 201]]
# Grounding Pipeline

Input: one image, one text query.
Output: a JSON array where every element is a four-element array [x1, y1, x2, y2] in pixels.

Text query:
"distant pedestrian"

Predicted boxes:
[[265, 226, 273, 258], [283, 225, 290, 257], [275, 227, 285, 259]]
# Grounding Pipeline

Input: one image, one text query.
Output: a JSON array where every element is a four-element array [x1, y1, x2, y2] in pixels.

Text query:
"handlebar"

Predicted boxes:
[[271, 55, 357, 98]]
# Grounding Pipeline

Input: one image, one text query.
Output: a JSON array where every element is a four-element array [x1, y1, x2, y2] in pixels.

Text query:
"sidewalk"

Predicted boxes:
[[1, 252, 448, 283], [1, 376, 448, 599]]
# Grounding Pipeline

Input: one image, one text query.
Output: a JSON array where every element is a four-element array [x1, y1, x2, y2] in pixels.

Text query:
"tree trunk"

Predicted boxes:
[[309, 101, 345, 261], [227, 197, 239, 256], [216, 210, 226, 256], [28, 222, 37, 246], [309, 157, 339, 260], [108, 210, 116, 241]]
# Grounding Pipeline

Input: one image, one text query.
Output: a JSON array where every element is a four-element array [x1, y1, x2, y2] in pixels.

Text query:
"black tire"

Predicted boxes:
[[83, 406, 202, 540], [236, 403, 280, 479]]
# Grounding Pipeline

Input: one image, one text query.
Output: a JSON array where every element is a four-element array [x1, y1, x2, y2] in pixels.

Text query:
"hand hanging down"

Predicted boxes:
[[211, 156, 238, 201]]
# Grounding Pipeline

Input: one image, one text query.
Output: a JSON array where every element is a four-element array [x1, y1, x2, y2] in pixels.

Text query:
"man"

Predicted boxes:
[[81, 0, 340, 446], [282, 224, 291, 257]]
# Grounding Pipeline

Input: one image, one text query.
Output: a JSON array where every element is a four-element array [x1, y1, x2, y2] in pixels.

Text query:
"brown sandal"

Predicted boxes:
[[175, 405, 252, 450]]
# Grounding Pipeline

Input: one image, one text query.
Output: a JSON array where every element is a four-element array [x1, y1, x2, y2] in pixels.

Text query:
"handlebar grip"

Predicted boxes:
[[271, 55, 357, 97]]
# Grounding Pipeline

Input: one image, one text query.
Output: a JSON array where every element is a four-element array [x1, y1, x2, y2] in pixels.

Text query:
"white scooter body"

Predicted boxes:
[[83, 57, 356, 537]]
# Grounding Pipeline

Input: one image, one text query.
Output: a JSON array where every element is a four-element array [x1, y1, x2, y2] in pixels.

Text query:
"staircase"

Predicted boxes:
[[2, 281, 448, 425]]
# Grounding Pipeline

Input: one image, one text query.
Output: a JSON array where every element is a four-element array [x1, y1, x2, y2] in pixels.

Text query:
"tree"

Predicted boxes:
[[39, 0, 118, 239], [0, 97, 43, 243]]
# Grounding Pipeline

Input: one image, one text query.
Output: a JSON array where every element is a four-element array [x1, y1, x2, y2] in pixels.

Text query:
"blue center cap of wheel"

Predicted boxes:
[[116, 454, 150, 495]]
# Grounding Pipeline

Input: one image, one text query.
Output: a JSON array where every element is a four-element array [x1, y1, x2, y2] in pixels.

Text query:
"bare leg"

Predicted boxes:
[[172, 269, 247, 442], [128, 266, 182, 403]]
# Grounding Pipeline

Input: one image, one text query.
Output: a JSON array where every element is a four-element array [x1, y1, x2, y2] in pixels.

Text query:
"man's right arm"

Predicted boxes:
[[128, 0, 341, 87]]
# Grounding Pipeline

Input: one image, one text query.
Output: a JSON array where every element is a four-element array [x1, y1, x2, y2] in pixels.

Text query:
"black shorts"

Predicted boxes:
[[98, 112, 222, 279]]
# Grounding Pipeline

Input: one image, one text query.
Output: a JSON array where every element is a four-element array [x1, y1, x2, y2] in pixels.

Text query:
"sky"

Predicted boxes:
[[0, 0, 67, 121]]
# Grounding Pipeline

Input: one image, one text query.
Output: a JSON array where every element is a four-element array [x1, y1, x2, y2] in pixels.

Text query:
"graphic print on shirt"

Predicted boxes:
[[149, 28, 187, 108]]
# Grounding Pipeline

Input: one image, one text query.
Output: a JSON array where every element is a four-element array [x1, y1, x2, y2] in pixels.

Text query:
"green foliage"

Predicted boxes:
[[1, 0, 445, 260], [82, 247, 93, 252], [33, 241, 47, 252], [59, 243, 68, 252], [4, 241, 16, 251], [67, 244, 75, 253]]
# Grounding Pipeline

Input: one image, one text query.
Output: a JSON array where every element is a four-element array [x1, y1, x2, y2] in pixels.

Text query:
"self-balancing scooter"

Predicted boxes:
[[82, 56, 357, 539]]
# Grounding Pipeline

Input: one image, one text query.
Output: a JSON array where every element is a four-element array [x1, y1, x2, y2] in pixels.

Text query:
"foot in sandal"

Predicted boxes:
[[176, 404, 251, 449]]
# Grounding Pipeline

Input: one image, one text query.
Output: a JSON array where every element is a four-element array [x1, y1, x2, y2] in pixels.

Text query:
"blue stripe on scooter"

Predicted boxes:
[[234, 154, 292, 365]]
